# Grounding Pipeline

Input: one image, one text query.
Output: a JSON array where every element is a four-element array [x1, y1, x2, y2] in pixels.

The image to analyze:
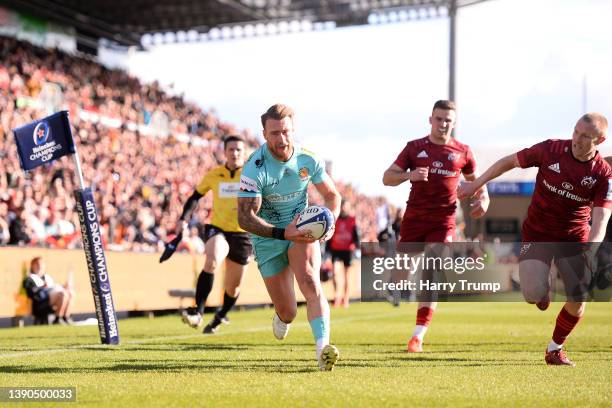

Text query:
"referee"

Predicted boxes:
[[176, 135, 253, 333]]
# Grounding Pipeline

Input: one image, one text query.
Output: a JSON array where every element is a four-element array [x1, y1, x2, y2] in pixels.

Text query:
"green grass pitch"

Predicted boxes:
[[1, 302, 610, 407]]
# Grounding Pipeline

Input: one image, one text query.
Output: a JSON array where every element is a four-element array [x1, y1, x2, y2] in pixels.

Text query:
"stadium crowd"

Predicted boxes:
[[0, 35, 382, 252]]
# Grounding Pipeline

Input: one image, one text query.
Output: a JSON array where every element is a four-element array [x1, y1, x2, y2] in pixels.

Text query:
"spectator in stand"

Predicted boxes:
[[8, 208, 31, 246], [22, 256, 75, 324], [0, 201, 10, 245], [0, 35, 386, 254], [375, 197, 392, 243]]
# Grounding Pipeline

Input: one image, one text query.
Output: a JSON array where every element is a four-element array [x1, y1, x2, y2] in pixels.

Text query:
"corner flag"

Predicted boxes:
[[13, 111, 120, 345], [13, 110, 76, 171]]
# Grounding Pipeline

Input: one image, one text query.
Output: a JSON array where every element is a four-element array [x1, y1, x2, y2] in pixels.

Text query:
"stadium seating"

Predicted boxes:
[[0, 35, 384, 254]]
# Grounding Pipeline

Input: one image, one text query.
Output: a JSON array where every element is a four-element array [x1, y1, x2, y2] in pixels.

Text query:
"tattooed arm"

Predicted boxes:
[[237, 196, 275, 238], [237, 196, 316, 243]]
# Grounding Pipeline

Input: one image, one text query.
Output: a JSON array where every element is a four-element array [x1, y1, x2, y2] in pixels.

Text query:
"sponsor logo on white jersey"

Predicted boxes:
[[417, 150, 428, 158], [548, 163, 560, 173]]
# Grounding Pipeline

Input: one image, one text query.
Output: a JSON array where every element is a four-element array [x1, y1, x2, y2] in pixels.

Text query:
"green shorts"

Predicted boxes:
[[252, 236, 295, 278]]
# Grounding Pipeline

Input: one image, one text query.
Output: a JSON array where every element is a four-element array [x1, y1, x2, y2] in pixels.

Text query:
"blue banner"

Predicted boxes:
[[74, 188, 120, 345], [13, 110, 76, 171], [487, 181, 535, 196]]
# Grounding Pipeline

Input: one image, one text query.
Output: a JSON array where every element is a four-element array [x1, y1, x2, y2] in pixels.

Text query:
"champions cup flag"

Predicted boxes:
[[12, 111, 120, 345], [13, 110, 76, 171]]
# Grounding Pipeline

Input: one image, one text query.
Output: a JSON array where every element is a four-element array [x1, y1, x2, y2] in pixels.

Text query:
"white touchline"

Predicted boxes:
[[0, 312, 394, 360]]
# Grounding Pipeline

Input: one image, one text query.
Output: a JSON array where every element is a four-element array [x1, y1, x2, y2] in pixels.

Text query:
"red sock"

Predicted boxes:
[[416, 307, 434, 327], [552, 307, 581, 345]]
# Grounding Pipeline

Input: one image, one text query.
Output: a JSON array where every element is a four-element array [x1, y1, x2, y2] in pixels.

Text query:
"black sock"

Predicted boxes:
[[195, 271, 214, 314], [216, 291, 238, 319]]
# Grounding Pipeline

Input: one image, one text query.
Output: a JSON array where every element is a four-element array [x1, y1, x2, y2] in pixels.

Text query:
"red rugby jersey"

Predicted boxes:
[[394, 136, 476, 222], [517, 139, 612, 242], [329, 215, 357, 251]]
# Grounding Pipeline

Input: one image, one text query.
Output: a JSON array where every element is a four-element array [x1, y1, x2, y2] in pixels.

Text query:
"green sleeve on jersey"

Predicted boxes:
[[310, 151, 327, 184]]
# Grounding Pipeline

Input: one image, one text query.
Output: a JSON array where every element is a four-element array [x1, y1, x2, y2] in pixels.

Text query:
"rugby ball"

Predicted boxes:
[[296, 206, 335, 240]]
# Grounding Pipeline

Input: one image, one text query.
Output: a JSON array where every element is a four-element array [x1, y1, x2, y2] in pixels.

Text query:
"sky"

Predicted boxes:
[[126, 0, 612, 206]]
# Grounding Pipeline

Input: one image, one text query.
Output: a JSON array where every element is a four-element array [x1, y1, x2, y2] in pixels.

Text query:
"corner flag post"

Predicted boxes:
[[13, 111, 120, 345]]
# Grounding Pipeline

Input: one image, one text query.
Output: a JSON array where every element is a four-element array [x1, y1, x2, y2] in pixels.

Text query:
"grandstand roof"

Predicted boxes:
[[0, 0, 490, 47]]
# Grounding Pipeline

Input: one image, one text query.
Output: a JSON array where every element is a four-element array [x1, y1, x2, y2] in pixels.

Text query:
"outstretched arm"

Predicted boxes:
[[175, 190, 203, 234], [462, 172, 490, 219], [458, 154, 520, 199]]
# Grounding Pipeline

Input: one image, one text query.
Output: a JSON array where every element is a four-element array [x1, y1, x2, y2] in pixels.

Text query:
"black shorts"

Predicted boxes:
[[330, 249, 353, 267], [204, 224, 253, 266]]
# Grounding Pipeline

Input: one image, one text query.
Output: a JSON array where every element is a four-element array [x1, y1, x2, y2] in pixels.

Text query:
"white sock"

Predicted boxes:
[[316, 338, 329, 359], [412, 325, 428, 340], [547, 340, 563, 352]]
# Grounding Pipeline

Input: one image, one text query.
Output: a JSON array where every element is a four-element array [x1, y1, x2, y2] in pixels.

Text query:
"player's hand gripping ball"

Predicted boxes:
[[296, 206, 335, 240]]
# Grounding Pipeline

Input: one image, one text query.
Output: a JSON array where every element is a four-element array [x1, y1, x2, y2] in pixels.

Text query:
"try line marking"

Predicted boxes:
[[0, 311, 395, 360]]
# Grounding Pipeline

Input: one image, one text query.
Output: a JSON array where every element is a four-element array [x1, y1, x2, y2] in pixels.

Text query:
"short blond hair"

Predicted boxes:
[[261, 104, 294, 129], [581, 113, 608, 137]]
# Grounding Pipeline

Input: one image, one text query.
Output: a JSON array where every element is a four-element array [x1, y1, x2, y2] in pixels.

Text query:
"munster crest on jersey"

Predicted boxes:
[[581, 176, 596, 189]]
